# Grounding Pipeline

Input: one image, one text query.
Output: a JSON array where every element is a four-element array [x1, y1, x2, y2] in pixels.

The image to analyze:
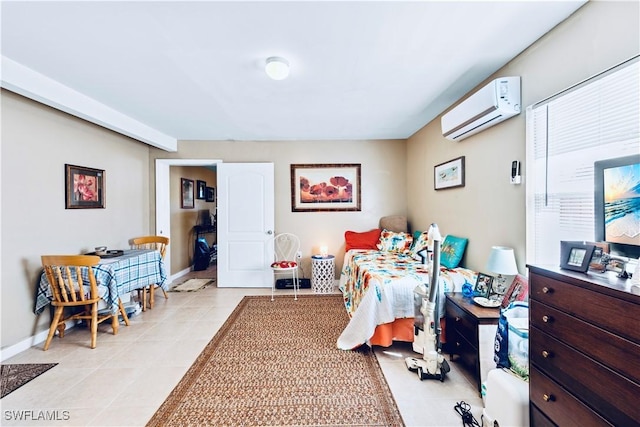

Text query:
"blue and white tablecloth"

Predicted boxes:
[[35, 249, 167, 315]]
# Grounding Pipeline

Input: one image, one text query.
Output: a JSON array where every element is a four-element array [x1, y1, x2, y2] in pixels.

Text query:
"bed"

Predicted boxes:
[[336, 225, 477, 350]]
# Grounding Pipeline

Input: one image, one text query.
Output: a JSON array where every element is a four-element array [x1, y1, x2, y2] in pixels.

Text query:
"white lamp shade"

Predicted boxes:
[[486, 246, 518, 275], [265, 56, 290, 80]]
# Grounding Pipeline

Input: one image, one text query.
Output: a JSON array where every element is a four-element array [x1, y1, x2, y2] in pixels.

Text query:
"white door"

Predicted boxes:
[[217, 163, 275, 287]]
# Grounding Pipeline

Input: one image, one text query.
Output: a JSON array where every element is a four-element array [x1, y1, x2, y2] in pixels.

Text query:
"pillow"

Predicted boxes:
[[409, 231, 430, 260], [345, 229, 382, 252], [377, 229, 413, 253], [440, 235, 468, 269]]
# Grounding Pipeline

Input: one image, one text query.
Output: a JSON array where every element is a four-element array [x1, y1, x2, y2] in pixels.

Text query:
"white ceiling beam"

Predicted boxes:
[[1, 56, 177, 152]]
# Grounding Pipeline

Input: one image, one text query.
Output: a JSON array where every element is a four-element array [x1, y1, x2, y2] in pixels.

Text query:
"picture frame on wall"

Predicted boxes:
[[196, 180, 207, 199], [290, 163, 361, 212], [205, 186, 215, 202], [181, 178, 195, 209], [65, 164, 105, 209], [473, 272, 493, 298], [434, 156, 465, 190]]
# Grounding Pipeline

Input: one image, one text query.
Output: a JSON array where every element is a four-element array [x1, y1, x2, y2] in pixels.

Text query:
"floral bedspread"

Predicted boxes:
[[336, 249, 476, 350]]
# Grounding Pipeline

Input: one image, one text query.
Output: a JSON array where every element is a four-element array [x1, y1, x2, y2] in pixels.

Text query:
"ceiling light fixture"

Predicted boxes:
[[265, 56, 290, 80]]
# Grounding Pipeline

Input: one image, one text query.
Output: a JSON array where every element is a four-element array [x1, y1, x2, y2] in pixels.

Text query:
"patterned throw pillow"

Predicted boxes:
[[377, 229, 413, 253], [409, 231, 430, 260], [440, 235, 469, 269]]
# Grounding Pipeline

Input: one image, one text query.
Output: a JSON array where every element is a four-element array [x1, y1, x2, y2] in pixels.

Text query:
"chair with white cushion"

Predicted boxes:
[[270, 233, 300, 301]]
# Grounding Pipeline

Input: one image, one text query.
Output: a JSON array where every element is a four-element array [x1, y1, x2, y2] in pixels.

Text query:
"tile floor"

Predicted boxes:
[[1, 267, 484, 426]]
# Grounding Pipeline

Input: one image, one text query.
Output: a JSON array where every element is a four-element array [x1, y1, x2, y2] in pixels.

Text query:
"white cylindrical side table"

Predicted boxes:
[[311, 255, 335, 293]]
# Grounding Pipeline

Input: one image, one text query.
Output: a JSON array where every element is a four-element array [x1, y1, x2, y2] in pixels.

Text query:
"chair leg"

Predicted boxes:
[[118, 299, 130, 327], [43, 307, 64, 351], [142, 287, 148, 311], [271, 274, 275, 301], [90, 303, 98, 349], [149, 285, 155, 309], [293, 270, 298, 301]]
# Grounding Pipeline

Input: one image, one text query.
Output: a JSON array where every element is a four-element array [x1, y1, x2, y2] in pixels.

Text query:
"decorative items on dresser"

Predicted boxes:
[[528, 265, 640, 427]]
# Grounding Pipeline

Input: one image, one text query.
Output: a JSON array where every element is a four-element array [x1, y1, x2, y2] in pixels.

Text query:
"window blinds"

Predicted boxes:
[[525, 56, 639, 265]]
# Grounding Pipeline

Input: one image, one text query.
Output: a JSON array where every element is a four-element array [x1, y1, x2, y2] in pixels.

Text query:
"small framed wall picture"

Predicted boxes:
[[181, 178, 195, 209], [473, 273, 493, 298], [205, 186, 215, 202], [65, 164, 105, 209], [560, 241, 596, 273], [196, 180, 207, 200]]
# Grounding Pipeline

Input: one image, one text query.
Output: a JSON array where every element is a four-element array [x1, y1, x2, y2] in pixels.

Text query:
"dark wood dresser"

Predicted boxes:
[[528, 265, 640, 427], [445, 292, 500, 393]]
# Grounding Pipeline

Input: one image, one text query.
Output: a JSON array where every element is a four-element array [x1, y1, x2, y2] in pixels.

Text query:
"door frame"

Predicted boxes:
[[155, 158, 222, 280]]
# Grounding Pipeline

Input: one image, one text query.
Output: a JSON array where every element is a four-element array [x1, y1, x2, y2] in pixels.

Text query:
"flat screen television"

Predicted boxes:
[[594, 154, 640, 260]]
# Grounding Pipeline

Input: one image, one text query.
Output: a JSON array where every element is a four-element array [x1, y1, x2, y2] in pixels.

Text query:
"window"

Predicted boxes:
[[526, 56, 639, 265]]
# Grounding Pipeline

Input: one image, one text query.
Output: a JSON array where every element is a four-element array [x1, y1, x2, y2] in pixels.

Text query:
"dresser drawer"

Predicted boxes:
[[530, 300, 640, 384], [530, 274, 640, 344], [446, 303, 478, 344], [530, 327, 640, 427], [530, 367, 613, 427]]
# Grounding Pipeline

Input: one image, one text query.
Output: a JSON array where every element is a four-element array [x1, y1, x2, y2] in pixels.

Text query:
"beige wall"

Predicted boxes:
[[150, 139, 408, 276], [1, 90, 153, 349], [407, 0, 639, 274]]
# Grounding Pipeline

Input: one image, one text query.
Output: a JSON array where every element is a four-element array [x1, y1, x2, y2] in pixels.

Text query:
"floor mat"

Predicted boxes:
[[171, 278, 213, 292], [1, 363, 57, 398]]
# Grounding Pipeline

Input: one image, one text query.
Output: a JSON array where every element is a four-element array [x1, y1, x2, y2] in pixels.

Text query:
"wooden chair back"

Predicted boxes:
[[130, 235, 169, 259], [40, 254, 127, 350], [41, 255, 101, 306]]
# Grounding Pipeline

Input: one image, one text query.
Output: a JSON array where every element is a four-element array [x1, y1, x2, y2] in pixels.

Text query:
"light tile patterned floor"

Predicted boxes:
[[1, 268, 483, 426]]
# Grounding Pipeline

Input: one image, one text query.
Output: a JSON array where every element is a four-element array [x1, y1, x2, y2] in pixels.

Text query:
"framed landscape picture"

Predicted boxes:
[[291, 163, 361, 212], [434, 156, 465, 190]]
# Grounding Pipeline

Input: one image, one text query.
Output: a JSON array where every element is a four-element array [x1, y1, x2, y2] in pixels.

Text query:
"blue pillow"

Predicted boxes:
[[440, 235, 468, 269]]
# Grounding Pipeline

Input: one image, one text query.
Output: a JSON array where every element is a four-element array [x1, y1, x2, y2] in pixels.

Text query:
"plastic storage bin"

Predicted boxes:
[[482, 368, 529, 427]]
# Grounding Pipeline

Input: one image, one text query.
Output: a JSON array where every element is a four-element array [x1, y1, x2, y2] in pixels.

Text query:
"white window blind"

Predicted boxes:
[[526, 56, 640, 265]]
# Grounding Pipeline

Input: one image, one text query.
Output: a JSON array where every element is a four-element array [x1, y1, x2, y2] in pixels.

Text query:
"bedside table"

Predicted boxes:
[[445, 292, 500, 393], [311, 255, 335, 293]]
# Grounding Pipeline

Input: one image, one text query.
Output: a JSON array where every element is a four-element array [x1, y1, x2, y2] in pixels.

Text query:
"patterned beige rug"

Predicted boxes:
[[147, 295, 404, 426]]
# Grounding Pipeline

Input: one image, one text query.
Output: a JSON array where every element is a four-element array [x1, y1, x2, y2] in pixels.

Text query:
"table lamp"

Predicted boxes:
[[486, 246, 518, 295]]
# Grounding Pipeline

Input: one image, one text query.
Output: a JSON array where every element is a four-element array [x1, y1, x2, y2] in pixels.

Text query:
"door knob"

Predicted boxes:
[[266, 230, 273, 235]]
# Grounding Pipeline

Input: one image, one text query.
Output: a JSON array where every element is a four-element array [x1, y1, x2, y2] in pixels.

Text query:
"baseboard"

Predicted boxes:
[[275, 278, 311, 289]]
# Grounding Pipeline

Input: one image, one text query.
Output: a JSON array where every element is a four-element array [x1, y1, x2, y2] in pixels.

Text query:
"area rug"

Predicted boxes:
[[1, 363, 57, 398], [147, 295, 404, 426], [171, 278, 213, 292]]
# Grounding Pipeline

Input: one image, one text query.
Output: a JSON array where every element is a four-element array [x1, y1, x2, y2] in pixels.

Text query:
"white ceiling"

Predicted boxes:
[[1, 1, 586, 150]]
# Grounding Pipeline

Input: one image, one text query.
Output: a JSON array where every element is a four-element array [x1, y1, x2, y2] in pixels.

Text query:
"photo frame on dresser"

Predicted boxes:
[[560, 241, 596, 272], [473, 273, 493, 298]]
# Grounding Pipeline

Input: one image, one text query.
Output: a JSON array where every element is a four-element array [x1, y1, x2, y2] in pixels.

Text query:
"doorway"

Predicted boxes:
[[155, 158, 222, 281]]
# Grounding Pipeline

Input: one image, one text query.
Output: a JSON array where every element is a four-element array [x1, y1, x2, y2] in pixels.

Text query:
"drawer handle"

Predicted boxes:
[[456, 342, 461, 348], [455, 317, 461, 322], [542, 315, 553, 323], [542, 350, 552, 358], [542, 286, 551, 294], [542, 393, 555, 402]]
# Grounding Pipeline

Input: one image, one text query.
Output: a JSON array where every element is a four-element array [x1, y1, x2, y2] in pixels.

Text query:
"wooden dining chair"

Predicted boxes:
[[130, 235, 169, 310], [41, 255, 129, 350]]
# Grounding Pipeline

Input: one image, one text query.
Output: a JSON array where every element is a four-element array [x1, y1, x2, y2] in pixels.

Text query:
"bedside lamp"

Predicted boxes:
[[486, 246, 518, 295]]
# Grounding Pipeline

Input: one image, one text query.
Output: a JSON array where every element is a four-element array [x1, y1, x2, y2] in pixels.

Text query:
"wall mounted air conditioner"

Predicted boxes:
[[441, 76, 521, 141]]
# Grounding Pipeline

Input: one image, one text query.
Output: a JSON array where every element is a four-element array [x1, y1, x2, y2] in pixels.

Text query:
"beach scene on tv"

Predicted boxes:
[[604, 162, 640, 246]]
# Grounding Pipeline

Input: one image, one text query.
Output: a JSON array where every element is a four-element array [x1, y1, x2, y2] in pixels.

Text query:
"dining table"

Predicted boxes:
[[34, 249, 167, 315]]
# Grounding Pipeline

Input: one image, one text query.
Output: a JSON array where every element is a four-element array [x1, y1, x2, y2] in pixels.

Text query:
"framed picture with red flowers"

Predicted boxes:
[[65, 164, 105, 209], [290, 164, 361, 212]]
